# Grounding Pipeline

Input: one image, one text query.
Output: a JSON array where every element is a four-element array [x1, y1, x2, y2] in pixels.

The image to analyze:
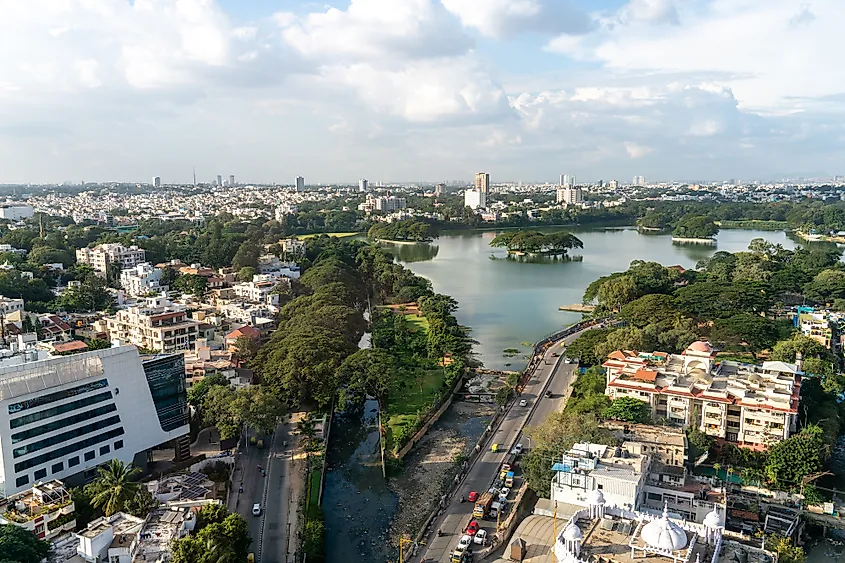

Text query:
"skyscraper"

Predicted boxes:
[[562, 174, 576, 188], [359, 179, 368, 192], [295, 176, 305, 192], [216, 175, 222, 187], [475, 172, 490, 194], [229, 174, 235, 187], [152, 176, 161, 188]]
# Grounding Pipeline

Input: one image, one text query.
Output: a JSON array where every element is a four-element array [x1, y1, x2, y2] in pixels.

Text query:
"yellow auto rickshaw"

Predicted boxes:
[[491, 443, 500, 452]]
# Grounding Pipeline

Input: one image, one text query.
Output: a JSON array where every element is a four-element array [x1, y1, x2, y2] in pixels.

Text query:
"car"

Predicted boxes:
[[252, 503, 261, 516], [466, 520, 479, 536], [564, 358, 571, 364], [551, 352, 559, 357], [474, 529, 488, 545], [512, 443, 524, 455], [458, 535, 472, 550], [467, 491, 479, 503], [545, 390, 553, 398], [519, 399, 528, 407], [499, 487, 511, 498]]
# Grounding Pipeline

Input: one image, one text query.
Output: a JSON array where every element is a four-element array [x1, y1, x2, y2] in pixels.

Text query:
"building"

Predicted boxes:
[[231, 281, 280, 307], [0, 480, 75, 540], [434, 183, 446, 197], [0, 346, 189, 497], [0, 204, 35, 221], [274, 203, 298, 221], [280, 238, 306, 257], [464, 189, 487, 210], [105, 297, 201, 352], [216, 175, 222, 187], [561, 174, 576, 187], [475, 172, 490, 194], [295, 176, 305, 192], [359, 179, 368, 192], [152, 176, 161, 188], [633, 175, 646, 186], [0, 243, 27, 256], [603, 342, 801, 447], [76, 244, 147, 275], [228, 174, 235, 187], [609, 179, 619, 189], [119, 263, 165, 298], [0, 295, 24, 316], [374, 195, 407, 212], [795, 308, 834, 349], [556, 186, 583, 205]]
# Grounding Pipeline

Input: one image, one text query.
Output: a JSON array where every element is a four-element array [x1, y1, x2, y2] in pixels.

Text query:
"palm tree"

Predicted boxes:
[[88, 459, 141, 516]]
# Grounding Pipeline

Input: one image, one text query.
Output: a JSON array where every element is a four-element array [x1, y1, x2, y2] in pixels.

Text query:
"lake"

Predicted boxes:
[[393, 227, 801, 371]]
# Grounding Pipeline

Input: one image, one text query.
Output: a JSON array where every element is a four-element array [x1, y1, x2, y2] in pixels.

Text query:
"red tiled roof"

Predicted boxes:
[[226, 325, 259, 339], [633, 369, 658, 382], [53, 340, 89, 353]]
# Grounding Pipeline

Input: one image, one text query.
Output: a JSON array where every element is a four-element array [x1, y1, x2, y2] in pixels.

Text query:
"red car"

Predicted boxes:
[[466, 520, 479, 536], [467, 491, 479, 503]]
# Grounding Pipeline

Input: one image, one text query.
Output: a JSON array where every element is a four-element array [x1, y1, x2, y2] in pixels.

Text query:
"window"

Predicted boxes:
[[16, 475, 29, 487], [84, 451, 95, 462], [13, 416, 122, 458], [10, 391, 113, 429], [597, 484, 603, 489], [12, 403, 118, 443], [34, 468, 47, 480], [52, 462, 64, 474], [68, 456, 80, 467], [8, 378, 108, 415], [647, 492, 662, 502], [12, 427, 125, 472], [99, 445, 110, 455], [114, 440, 124, 450]]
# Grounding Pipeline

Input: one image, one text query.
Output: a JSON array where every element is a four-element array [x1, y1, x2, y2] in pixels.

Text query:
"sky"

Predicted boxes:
[[1, 0, 843, 185]]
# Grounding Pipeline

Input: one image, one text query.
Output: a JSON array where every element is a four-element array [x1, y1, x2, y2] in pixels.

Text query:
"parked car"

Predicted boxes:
[[466, 520, 480, 536], [519, 399, 528, 407], [512, 443, 524, 455], [467, 491, 479, 503], [545, 390, 553, 398], [474, 529, 488, 545], [252, 503, 261, 516]]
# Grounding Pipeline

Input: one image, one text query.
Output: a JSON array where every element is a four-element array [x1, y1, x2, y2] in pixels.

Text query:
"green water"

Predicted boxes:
[[392, 227, 800, 371]]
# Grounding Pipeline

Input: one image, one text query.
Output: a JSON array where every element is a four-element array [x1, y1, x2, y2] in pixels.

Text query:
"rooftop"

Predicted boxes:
[[0, 480, 71, 523]]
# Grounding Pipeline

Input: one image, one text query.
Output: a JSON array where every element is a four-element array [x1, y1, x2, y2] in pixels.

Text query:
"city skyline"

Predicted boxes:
[[0, 1, 843, 184]]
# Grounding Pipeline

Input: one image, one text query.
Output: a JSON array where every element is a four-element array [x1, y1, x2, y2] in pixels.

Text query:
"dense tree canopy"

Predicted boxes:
[[0, 524, 51, 563], [490, 231, 583, 255], [671, 215, 719, 239], [368, 220, 438, 242]]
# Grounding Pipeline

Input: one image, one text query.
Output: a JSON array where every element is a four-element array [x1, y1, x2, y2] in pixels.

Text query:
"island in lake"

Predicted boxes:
[[368, 219, 438, 243], [489, 230, 584, 257], [671, 214, 719, 244]]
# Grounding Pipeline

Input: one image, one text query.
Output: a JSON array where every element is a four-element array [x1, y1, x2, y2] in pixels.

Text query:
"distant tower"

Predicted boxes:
[[229, 174, 235, 187], [217, 175, 223, 187], [192, 167, 197, 187], [295, 176, 305, 192], [153, 176, 161, 188], [359, 179, 368, 193], [475, 172, 490, 194]]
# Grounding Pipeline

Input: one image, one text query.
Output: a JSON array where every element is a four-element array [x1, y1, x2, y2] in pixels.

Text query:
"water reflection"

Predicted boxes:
[[378, 241, 439, 262], [489, 254, 585, 264]]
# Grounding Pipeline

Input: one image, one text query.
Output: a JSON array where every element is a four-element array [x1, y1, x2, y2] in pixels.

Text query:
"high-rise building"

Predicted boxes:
[[295, 176, 305, 193], [633, 175, 646, 186], [475, 172, 490, 194], [76, 244, 146, 275], [464, 189, 487, 210], [556, 186, 583, 205], [0, 346, 190, 497], [152, 176, 161, 188], [434, 183, 446, 197], [216, 175, 222, 187], [562, 174, 576, 188], [609, 180, 619, 190], [229, 174, 235, 187], [359, 179, 368, 192]]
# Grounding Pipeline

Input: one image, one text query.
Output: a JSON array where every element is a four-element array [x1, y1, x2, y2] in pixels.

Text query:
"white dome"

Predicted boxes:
[[562, 523, 583, 541], [641, 510, 688, 552], [586, 489, 606, 505], [703, 509, 723, 529]]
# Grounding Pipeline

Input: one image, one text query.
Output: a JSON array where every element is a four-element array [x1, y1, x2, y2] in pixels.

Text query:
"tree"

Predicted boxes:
[[672, 214, 718, 239], [87, 459, 141, 516], [619, 294, 679, 328], [173, 274, 207, 299], [57, 272, 112, 312], [804, 268, 845, 303], [711, 313, 779, 358], [87, 338, 111, 351], [232, 240, 261, 270], [125, 488, 159, 518], [0, 524, 51, 563], [596, 275, 638, 311], [170, 513, 251, 563], [764, 426, 828, 489], [565, 328, 614, 366], [232, 335, 259, 367], [604, 396, 651, 423], [236, 266, 257, 282], [802, 483, 824, 507], [766, 535, 807, 563], [770, 334, 831, 363], [187, 373, 230, 408], [674, 281, 771, 320], [335, 349, 397, 408]]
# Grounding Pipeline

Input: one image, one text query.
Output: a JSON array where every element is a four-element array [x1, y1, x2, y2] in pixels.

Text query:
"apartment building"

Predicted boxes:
[[0, 480, 75, 540], [76, 244, 146, 275], [794, 307, 835, 349], [105, 297, 200, 352], [603, 342, 801, 448], [0, 346, 189, 497], [0, 295, 24, 316], [119, 263, 165, 298], [374, 195, 407, 212], [231, 281, 280, 307]]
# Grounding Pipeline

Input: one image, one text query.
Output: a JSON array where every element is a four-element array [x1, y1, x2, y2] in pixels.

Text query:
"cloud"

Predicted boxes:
[[440, 0, 593, 38], [624, 142, 653, 158], [621, 0, 680, 25]]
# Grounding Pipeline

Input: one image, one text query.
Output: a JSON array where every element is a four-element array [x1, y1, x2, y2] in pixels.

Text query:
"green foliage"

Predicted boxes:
[[301, 510, 326, 562], [86, 459, 141, 517], [674, 281, 771, 320], [565, 328, 614, 366], [770, 333, 832, 363], [672, 214, 719, 239], [494, 386, 512, 406], [203, 385, 285, 438], [766, 535, 806, 563], [232, 239, 261, 270], [711, 313, 779, 358], [70, 487, 98, 528], [87, 338, 111, 350], [368, 220, 438, 242], [187, 372, 230, 407], [619, 294, 679, 328], [565, 367, 611, 416], [236, 266, 257, 282], [803, 268, 845, 303], [0, 524, 51, 563], [802, 484, 824, 507], [125, 488, 159, 518], [603, 396, 651, 423], [170, 512, 252, 563], [172, 274, 207, 298], [764, 426, 829, 489], [57, 272, 112, 312], [336, 348, 398, 408], [489, 231, 584, 255]]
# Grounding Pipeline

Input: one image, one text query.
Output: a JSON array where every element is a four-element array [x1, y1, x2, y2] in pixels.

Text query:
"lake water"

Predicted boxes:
[[394, 227, 800, 371]]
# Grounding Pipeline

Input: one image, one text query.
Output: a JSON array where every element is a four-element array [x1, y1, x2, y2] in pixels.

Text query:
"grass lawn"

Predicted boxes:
[[405, 314, 429, 333], [306, 467, 322, 520], [296, 232, 360, 240], [384, 367, 446, 448]]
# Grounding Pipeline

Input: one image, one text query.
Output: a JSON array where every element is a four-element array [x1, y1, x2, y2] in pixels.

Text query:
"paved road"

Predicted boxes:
[[419, 326, 593, 563]]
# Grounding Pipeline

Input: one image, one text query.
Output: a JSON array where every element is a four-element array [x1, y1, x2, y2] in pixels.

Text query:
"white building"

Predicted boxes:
[[0, 346, 190, 497], [152, 176, 161, 188], [295, 176, 305, 192], [633, 175, 646, 185], [0, 244, 27, 256], [374, 196, 406, 212], [274, 203, 298, 221], [359, 179, 368, 192], [561, 174, 576, 188], [0, 295, 24, 316], [280, 238, 306, 257], [0, 204, 34, 221], [232, 281, 280, 307], [557, 186, 584, 205], [76, 244, 147, 275], [119, 263, 165, 298], [0, 480, 75, 540], [475, 172, 490, 194], [106, 297, 200, 352], [464, 189, 487, 210], [229, 174, 235, 187]]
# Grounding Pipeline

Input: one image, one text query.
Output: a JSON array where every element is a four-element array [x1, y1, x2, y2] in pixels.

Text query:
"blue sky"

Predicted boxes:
[[0, 0, 843, 184]]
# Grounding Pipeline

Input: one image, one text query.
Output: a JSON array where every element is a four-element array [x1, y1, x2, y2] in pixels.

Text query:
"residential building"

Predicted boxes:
[[556, 186, 583, 205], [0, 204, 34, 221], [633, 175, 646, 185], [609, 179, 619, 189], [603, 342, 801, 447], [561, 174, 576, 187], [795, 308, 834, 349], [257, 254, 300, 279], [280, 238, 306, 256], [295, 176, 305, 192], [0, 244, 27, 256], [475, 172, 490, 194], [225, 325, 260, 351], [119, 263, 165, 298], [359, 179, 368, 192], [0, 346, 189, 497], [464, 189, 487, 210], [374, 195, 406, 212], [231, 281, 280, 307], [105, 297, 201, 352], [434, 183, 446, 196], [0, 295, 24, 316], [76, 244, 146, 275], [0, 480, 75, 540], [274, 203, 298, 221], [152, 176, 161, 188]]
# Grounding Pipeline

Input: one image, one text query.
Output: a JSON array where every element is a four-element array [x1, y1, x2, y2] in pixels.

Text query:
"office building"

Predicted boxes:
[[76, 244, 146, 276], [228, 174, 235, 187], [464, 189, 487, 210], [0, 204, 35, 221], [119, 263, 165, 298], [295, 176, 305, 193], [0, 346, 189, 497], [359, 179, 368, 192], [475, 172, 490, 194], [603, 342, 801, 447], [105, 297, 201, 353], [152, 177, 161, 189], [216, 175, 222, 187]]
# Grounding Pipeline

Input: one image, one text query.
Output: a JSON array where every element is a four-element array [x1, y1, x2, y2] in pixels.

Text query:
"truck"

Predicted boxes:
[[505, 471, 515, 488], [502, 453, 516, 472], [473, 492, 494, 519]]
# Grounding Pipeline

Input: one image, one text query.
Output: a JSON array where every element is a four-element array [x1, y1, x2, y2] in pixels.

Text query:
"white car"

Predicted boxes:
[[499, 487, 511, 499], [474, 529, 488, 545], [512, 443, 524, 455], [519, 399, 528, 407], [252, 503, 261, 516], [455, 535, 472, 553]]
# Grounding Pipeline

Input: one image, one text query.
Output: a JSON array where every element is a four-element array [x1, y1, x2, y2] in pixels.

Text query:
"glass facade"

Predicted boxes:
[[13, 416, 122, 458], [7, 379, 108, 414], [142, 355, 189, 432], [10, 391, 113, 429], [11, 403, 118, 443], [14, 428, 125, 472]]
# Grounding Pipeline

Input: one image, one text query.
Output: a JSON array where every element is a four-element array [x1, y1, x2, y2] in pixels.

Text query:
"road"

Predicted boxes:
[[418, 326, 593, 563], [229, 419, 304, 563]]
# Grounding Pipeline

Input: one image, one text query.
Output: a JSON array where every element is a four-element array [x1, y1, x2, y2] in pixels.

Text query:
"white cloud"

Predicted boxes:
[[440, 0, 593, 38], [624, 142, 653, 158], [621, 0, 680, 25]]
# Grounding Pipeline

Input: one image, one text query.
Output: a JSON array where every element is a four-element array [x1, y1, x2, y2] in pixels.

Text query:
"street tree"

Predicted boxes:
[[604, 396, 651, 423], [87, 459, 141, 516]]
